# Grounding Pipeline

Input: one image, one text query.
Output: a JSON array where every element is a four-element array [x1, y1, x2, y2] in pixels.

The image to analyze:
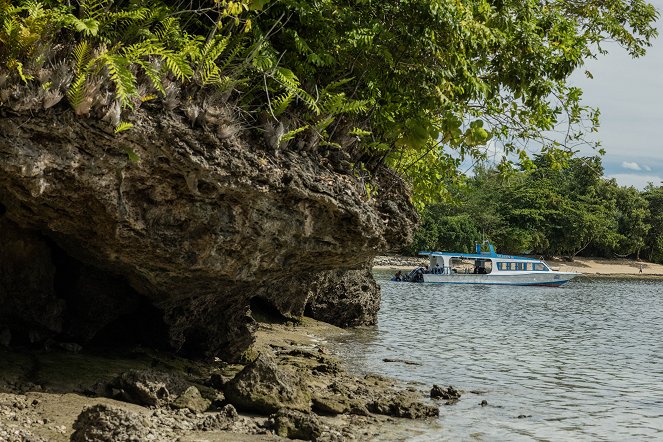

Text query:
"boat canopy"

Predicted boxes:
[[418, 242, 540, 262]]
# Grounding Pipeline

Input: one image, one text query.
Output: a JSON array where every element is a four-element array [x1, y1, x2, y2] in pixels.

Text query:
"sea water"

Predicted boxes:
[[333, 273, 663, 441]]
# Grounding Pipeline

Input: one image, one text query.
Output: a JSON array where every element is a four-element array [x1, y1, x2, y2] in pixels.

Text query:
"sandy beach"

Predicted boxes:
[[373, 255, 663, 278]]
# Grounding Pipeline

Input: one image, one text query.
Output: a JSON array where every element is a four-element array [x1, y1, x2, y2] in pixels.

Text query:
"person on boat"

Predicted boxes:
[[434, 263, 441, 274], [392, 270, 402, 281]]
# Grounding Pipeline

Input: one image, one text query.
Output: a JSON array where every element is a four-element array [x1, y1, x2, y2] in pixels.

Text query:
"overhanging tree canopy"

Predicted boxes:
[[0, 0, 658, 205]]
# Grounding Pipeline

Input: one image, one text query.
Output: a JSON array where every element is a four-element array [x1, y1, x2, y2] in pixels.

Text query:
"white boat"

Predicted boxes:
[[408, 241, 579, 287]]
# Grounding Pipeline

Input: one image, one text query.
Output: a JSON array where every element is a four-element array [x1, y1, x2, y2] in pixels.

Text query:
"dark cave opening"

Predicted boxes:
[[86, 299, 171, 350], [46, 239, 170, 350], [304, 302, 314, 318], [250, 296, 288, 324]]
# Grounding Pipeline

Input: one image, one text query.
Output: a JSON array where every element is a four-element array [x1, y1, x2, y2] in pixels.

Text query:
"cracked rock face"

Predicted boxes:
[[0, 109, 417, 359]]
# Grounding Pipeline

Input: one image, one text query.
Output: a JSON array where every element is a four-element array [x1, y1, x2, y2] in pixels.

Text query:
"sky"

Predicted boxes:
[[569, 0, 663, 189]]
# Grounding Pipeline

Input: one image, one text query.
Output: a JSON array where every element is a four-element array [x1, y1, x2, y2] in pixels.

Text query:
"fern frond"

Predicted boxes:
[[252, 45, 277, 71], [271, 92, 294, 116], [6, 59, 32, 84], [153, 17, 185, 46], [290, 31, 311, 55], [320, 92, 368, 115], [315, 116, 335, 132], [80, 0, 111, 20], [107, 9, 149, 22], [217, 39, 245, 72], [195, 59, 216, 86], [281, 125, 309, 143], [114, 121, 133, 133], [159, 49, 193, 81], [63, 16, 100, 36], [203, 34, 231, 63], [274, 66, 300, 88], [322, 77, 354, 93], [133, 58, 165, 95], [272, 67, 320, 114], [122, 41, 150, 59], [349, 127, 372, 137], [67, 74, 87, 112], [72, 40, 93, 75], [100, 53, 137, 107]]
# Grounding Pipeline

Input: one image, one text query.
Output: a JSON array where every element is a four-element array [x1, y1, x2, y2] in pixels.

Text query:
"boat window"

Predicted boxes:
[[450, 257, 475, 274], [533, 263, 548, 271], [449, 258, 492, 274], [522, 263, 529, 271], [515, 262, 523, 271], [497, 262, 504, 271]]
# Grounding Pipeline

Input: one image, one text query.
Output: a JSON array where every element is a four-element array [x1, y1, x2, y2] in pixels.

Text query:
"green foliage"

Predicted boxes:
[[114, 121, 133, 133], [410, 157, 661, 261], [122, 145, 140, 163], [245, 0, 657, 203], [1, 0, 248, 113], [279, 124, 308, 145], [0, 0, 659, 209], [643, 185, 663, 263]]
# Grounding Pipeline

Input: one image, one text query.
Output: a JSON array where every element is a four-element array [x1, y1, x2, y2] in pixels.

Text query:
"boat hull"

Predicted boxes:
[[421, 272, 578, 287]]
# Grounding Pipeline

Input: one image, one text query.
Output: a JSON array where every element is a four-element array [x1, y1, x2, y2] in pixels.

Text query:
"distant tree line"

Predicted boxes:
[[409, 156, 663, 263]]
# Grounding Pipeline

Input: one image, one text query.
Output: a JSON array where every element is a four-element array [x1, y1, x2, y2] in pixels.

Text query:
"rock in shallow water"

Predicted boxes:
[[430, 384, 461, 401], [368, 392, 439, 419]]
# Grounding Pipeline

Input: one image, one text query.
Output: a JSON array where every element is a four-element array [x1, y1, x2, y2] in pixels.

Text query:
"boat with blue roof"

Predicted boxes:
[[406, 241, 579, 287]]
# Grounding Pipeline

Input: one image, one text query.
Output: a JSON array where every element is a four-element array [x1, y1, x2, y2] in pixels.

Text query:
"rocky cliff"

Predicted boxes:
[[0, 108, 416, 360]]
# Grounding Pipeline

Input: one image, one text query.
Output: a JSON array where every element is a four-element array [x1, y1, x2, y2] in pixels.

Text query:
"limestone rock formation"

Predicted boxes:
[[304, 269, 380, 327], [224, 353, 311, 414], [70, 404, 160, 442], [112, 370, 190, 408], [0, 108, 417, 359], [171, 386, 211, 413]]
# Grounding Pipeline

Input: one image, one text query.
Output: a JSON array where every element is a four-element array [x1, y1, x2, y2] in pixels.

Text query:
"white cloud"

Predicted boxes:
[[607, 173, 663, 189], [621, 161, 642, 171], [643, 165, 653, 172]]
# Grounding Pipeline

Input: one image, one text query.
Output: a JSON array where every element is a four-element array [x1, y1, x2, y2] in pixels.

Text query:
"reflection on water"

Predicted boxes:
[[332, 272, 663, 440]]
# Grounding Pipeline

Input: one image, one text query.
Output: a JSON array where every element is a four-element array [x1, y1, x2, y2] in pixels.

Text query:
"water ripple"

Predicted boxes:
[[333, 274, 663, 440]]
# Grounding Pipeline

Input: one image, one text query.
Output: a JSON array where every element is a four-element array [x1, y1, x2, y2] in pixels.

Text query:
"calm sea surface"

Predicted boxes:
[[332, 272, 663, 441]]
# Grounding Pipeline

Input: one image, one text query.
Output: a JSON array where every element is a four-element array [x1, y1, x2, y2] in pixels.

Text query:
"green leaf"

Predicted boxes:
[[249, 0, 271, 11], [280, 125, 309, 143], [114, 121, 134, 133], [122, 146, 140, 163]]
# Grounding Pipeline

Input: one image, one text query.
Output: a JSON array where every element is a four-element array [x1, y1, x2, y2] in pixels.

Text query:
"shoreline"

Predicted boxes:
[[0, 317, 441, 441], [372, 255, 663, 278]]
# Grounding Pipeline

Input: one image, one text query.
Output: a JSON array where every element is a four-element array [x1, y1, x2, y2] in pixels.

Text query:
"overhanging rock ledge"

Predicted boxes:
[[0, 109, 417, 359]]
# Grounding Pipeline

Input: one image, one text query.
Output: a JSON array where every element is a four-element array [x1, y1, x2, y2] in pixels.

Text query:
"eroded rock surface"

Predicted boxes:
[[224, 352, 311, 414], [111, 370, 190, 408], [304, 269, 380, 327], [0, 109, 417, 358], [70, 404, 159, 442]]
